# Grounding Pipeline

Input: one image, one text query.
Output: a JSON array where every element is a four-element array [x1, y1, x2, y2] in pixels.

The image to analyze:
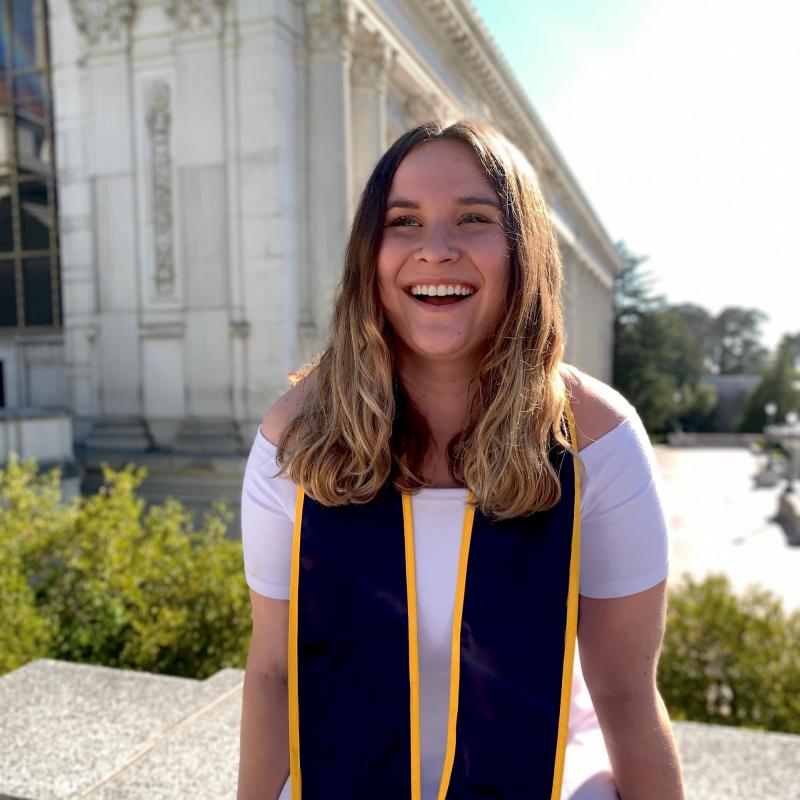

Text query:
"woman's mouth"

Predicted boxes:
[[405, 283, 477, 308]]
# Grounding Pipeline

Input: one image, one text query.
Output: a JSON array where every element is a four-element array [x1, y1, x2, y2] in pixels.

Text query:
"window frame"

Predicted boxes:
[[0, 0, 62, 332]]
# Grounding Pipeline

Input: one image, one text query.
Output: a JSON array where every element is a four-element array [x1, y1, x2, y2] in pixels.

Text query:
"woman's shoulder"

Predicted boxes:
[[559, 363, 635, 452], [260, 372, 317, 447]]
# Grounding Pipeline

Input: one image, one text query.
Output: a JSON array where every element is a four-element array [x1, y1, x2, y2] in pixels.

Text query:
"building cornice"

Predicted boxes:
[[415, 0, 624, 276]]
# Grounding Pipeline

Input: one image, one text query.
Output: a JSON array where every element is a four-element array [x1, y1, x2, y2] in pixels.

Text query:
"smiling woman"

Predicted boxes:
[[274, 122, 568, 507], [238, 120, 684, 800], [377, 139, 510, 365]]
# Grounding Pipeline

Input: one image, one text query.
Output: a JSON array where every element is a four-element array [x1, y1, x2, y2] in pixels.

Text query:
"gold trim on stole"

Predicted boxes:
[[550, 397, 583, 800], [402, 492, 423, 800], [288, 486, 304, 800], [435, 492, 476, 800]]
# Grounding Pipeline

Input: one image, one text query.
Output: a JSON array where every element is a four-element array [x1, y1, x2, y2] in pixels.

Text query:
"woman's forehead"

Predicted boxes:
[[388, 139, 497, 201]]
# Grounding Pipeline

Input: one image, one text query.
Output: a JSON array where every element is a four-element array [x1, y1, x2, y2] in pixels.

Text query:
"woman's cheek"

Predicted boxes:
[[378, 235, 411, 265]]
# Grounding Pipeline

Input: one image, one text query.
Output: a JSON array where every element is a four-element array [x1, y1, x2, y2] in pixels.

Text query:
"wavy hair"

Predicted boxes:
[[275, 119, 580, 519]]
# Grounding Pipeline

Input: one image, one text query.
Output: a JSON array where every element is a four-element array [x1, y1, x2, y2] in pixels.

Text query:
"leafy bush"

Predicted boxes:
[[0, 455, 251, 679], [659, 573, 800, 733], [5, 456, 800, 735]]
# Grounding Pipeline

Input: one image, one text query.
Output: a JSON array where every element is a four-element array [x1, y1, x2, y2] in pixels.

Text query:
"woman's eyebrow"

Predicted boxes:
[[386, 198, 420, 211], [385, 196, 501, 211], [456, 195, 501, 210]]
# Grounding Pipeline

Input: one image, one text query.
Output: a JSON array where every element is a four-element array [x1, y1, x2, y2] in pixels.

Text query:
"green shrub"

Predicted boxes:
[[5, 454, 800, 735], [0, 455, 251, 680], [659, 572, 800, 733]]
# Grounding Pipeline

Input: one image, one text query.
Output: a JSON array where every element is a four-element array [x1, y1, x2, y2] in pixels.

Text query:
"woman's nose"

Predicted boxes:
[[414, 222, 459, 263]]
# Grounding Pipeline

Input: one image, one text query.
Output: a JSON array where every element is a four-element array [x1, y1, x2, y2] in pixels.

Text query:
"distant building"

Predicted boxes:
[[1, 0, 622, 511], [703, 373, 761, 432]]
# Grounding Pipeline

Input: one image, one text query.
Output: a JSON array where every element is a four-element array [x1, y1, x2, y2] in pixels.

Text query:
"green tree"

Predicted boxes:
[[711, 307, 771, 375], [612, 241, 664, 323], [670, 303, 770, 376], [612, 243, 716, 433], [737, 332, 800, 432]]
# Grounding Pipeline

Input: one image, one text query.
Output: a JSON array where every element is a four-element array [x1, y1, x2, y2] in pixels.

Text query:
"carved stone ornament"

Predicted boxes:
[[161, 0, 229, 34], [305, 0, 355, 53], [68, 0, 135, 50], [404, 92, 439, 127], [145, 81, 176, 296], [351, 15, 391, 88]]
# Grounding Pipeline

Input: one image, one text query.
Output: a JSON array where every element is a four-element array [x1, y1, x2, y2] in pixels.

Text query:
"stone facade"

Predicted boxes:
[[5, 0, 621, 477]]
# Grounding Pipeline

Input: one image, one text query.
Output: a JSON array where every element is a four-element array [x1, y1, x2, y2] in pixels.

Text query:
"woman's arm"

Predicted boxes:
[[239, 391, 306, 799], [237, 590, 290, 800], [578, 581, 684, 800], [562, 364, 683, 798]]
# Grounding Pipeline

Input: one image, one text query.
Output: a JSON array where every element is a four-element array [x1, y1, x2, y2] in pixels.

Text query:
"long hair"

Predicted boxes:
[[275, 119, 579, 519]]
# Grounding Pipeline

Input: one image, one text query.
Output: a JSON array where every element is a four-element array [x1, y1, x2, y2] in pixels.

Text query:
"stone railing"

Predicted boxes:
[[666, 431, 763, 447], [0, 408, 80, 498], [1, 659, 798, 799]]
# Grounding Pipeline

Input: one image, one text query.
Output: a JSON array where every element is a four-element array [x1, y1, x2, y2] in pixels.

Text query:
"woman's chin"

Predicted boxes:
[[405, 336, 480, 362]]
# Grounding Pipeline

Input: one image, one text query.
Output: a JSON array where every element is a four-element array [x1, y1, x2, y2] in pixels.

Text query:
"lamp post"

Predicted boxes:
[[765, 401, 777, 426], [784, 411, 799, 494], [672, 390, 683, 434]]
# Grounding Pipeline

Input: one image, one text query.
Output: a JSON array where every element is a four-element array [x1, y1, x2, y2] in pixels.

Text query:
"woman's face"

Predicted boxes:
[[377, 138, 511, 364]]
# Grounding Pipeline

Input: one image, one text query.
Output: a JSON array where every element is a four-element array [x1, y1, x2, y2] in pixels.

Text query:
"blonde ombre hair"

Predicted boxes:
[[275, 120, 580, 520]]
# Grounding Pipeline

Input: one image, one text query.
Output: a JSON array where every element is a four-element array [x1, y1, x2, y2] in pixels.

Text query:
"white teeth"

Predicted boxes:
[[410, 284, 475, 297]]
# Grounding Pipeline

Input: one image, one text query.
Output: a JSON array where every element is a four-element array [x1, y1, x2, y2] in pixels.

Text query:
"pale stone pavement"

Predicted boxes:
[[654, 445, 800, 611]]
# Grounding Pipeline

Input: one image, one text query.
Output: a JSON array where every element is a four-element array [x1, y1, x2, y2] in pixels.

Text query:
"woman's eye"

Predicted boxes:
[[460, 213, 490, 224], [386, 216, 420, 227]]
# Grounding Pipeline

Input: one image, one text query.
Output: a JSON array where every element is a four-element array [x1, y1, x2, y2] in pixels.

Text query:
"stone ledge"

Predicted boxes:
[[777, 491, 800, 544], [1, 660, 799, 799], [0, 660, 243, 800]]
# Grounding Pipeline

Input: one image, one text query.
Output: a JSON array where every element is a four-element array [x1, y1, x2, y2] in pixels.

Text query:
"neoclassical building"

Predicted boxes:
[[0, 0, 621, 506]]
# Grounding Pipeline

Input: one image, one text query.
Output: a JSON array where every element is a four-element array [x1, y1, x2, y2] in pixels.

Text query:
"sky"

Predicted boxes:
[[470, 0, 799, 353]]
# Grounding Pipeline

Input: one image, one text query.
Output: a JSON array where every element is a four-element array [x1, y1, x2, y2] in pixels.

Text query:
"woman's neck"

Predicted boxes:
[[395, 349, 480, 452]]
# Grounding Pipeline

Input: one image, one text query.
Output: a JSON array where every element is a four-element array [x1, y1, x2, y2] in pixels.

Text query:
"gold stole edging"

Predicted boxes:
[[435, 492, 476, 800], [550, 397, 583, 800], [402, 492, 423, 800], [288, 486, 304, 800]]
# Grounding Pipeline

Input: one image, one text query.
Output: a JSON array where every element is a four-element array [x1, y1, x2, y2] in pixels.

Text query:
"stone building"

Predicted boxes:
[[0, 0, 622, 509]]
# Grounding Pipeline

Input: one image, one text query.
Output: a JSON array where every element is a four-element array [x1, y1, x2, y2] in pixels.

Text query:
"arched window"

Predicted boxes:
[[0, 0, 60, 329]]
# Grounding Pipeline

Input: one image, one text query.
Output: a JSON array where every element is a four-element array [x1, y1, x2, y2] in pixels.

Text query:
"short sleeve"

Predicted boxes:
[[240, 429, 298, 600], [578, 408, 670, 599]]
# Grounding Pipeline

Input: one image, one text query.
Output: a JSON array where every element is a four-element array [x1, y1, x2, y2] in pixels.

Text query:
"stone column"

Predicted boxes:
[[305, 0, 354, 347], [560, 245, 577, 365], [66, 0, 152, 449], [349, 16, 390, 218], [161, 0, 235, 449], [50, 1, 95, 435], [231, 5, 305, 426]]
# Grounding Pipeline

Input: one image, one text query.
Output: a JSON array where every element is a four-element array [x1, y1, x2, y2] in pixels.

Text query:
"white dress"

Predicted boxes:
[[241, 403, 670, 800]]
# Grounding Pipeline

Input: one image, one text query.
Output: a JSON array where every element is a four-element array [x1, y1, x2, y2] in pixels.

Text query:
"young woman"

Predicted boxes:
[[237, 120, 684, 800]]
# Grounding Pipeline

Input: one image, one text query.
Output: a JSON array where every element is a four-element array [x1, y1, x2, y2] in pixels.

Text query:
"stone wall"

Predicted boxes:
[[16, 0, 623, 463]]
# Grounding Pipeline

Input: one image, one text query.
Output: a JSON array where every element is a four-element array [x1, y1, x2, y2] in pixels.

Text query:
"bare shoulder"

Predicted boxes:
[[259, 372, 316, 447], [559, 362, 633, 451]]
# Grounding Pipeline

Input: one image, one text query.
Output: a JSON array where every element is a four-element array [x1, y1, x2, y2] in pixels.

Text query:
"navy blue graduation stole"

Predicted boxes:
[[287, 402, 581, 799]]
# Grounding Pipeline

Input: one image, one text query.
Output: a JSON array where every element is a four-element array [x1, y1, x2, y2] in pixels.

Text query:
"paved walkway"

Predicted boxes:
[[654, 446, 800, 611]]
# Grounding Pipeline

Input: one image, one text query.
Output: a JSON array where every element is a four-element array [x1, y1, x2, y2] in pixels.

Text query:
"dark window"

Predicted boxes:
[[0, 0, 60, 330]]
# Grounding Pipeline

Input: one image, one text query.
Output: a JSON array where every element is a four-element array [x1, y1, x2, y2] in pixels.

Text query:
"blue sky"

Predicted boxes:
[[471, 0, 799, 352]]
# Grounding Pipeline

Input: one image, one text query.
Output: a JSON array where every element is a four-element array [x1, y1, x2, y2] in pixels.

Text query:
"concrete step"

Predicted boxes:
[[0, 659, 243, 800], [2, 659, 799, 799], [83, 418, 154, 452]]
